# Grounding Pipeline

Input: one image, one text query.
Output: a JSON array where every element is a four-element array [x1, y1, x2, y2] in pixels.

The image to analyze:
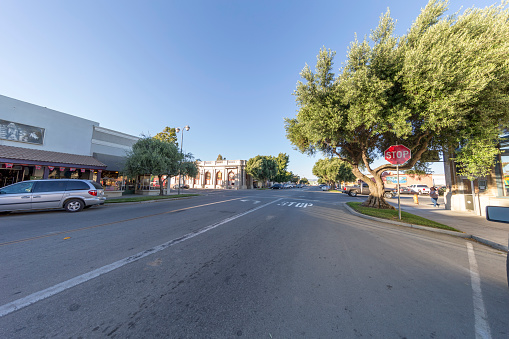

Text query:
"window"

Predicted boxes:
[[0, 182, 34, 194], [216, 172, 222, 184], [67, 181, 92, 191], [91, 181, 104, 190], [205, 172, 211, 185], [33, 181, 67, 193]]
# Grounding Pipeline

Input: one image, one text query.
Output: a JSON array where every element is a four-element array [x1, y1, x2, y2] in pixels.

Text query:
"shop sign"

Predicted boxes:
[[60, 167, 65, 171], [5, 163, 13, 168], [48, 166, 54, 171], [0, 119, 45, 145], [80, 168, 85, 172], [35, 165, 42, 170], [70, 168, 76, 171]]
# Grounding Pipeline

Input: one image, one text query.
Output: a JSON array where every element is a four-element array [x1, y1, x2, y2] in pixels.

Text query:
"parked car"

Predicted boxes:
[[343, 182, 396, 198], [0, 179, 106, 213], [270, 184, 283, 189], [398, 186, 416, 194], [408, 184, 430, 195], [321, 185, 330, 191], [173, 184, 189, 189]]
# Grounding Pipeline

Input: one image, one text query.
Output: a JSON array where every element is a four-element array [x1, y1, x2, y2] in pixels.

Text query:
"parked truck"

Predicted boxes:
[[342, 182, 396, 199]]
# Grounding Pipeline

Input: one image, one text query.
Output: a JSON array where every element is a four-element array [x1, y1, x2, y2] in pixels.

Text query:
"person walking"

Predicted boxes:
[[430, 186, 439, 208]]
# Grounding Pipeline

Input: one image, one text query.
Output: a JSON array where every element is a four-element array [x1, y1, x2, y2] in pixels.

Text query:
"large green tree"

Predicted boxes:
[[312, 158, 356, 189], [246, 155, 278, 188], [286, 0, 509, 209], [154, 127, 178, 146], [123, 137, 182, 196]]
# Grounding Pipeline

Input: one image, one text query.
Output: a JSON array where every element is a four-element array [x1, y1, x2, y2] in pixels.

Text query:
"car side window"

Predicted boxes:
[[33, 181, 68, 193], [66, 181, 90, 191], [0, 182, 34, 194]]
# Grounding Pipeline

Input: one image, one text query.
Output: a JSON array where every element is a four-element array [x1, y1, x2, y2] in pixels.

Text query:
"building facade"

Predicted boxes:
[[0, 95, 139, 196], [171, 160, 254, 190]]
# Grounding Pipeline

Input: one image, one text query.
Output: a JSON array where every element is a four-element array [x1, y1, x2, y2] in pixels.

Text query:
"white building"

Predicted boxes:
[[171, 160, 254, 190], [0, 95, 139, 196]]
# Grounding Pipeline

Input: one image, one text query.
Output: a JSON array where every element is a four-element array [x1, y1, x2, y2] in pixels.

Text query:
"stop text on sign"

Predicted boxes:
[[384, 145, 411, 165]]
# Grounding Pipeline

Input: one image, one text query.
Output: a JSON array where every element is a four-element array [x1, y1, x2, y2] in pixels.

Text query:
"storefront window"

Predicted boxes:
[[100, 171, 126, 191], [502, 155, 509, 196]]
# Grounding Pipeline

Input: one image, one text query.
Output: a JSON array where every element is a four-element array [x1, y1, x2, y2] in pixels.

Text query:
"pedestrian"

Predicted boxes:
[[430, 186, 439, 208]]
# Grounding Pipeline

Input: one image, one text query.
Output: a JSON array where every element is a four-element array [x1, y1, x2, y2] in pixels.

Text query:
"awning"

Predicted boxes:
[[0, 145, 106, 169]]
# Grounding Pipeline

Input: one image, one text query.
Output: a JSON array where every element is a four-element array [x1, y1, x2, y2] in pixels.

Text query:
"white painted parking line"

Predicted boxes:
[[466, 242, 492, 339]]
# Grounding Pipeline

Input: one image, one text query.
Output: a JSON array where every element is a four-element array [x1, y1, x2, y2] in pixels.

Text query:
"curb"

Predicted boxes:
[[343, 203, 509, 253], [104, 196, 196, 206]]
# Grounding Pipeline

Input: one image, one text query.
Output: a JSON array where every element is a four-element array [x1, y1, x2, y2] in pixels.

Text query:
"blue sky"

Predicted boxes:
[[0, 0, 497, 179]]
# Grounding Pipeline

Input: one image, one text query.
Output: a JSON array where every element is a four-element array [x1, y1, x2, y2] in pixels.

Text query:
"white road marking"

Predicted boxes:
[[466, 242, 492, 339], [277, 201, 313, 208], [0, 198, 282, 318]]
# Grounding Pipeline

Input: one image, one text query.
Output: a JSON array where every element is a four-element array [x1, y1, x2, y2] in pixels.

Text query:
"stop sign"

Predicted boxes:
[[385, 145, 411, 165]]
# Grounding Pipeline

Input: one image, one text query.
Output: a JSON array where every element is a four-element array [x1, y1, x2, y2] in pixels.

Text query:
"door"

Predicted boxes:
[[32, 180, 68, 209], [0, 181, 34, 211]]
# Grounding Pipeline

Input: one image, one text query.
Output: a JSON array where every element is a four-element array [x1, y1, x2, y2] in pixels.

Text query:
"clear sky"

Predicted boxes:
[[0, 0, 498, 179]]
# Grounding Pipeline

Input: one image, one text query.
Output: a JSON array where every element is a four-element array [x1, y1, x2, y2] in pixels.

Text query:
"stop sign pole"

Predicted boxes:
[[385, 145, 412, 220]]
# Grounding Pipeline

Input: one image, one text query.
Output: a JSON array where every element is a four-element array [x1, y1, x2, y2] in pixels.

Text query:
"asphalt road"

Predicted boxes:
[[0, 187, 507, 338]]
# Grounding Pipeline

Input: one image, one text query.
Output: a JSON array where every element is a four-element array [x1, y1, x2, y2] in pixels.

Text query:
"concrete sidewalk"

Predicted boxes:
[[386, 195, 509, 252]]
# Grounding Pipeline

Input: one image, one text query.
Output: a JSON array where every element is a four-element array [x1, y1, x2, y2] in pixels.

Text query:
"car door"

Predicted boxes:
[[0, 181, 34, 211], [31, 180, 68, 210]]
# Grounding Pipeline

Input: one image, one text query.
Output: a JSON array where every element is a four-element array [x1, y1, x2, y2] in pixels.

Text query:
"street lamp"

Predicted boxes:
[[175, 125, 190, 195]]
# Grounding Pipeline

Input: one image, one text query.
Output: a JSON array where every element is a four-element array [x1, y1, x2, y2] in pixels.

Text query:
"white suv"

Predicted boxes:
[[0, 179, 106, 213], [408, 184, 430, 195]]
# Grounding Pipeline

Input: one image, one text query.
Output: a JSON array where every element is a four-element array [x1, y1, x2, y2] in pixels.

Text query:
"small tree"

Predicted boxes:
[[300, 177, 310, 185], [124, 137, 182, 195], [271, 153, 292, 183], [217, 154, 224, 161], [313, 158, 356, 189], [246, 155, 278, 188], [180, 153, 199, 185]]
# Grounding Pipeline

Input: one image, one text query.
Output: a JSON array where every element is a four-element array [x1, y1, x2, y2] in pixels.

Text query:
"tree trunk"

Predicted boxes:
[[361, 194, 395, 209], [360, 179, 395, 209], [158, 175, 164, 196]]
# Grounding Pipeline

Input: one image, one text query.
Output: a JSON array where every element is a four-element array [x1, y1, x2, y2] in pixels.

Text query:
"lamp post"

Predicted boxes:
[[175, 125, 190, 195]]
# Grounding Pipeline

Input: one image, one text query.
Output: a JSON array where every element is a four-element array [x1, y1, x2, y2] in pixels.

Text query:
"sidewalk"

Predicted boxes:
[[386, 195, 509, 252]]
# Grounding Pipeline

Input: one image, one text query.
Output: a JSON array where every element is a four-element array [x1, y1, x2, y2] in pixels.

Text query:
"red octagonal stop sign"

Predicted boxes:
[[385, 145, 411, 165]]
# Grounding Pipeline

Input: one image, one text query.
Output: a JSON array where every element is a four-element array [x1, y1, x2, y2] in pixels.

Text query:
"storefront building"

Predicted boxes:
[[443, 134, 509, 216], [0, 95, 139, 196]]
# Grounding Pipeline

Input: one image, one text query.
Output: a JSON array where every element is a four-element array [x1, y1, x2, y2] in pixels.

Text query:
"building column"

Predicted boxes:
[[43, 166, 49, 179]]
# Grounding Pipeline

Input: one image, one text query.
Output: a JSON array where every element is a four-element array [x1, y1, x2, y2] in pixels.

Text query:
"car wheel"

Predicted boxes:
[[65, 199, 84, 212], [349, 190, 357, 197], [384, 192, 393, 199]]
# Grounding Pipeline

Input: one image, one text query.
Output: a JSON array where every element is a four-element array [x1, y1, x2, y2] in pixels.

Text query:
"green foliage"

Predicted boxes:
[[246, 155, 278, 187], [300, 177, 310, 185], [312, 158, 356, 185], [180, 153, 199, 178], [217, 154, 224, 161], [286, 0, 509, 206], [455, 137, 500, 181], [123, 137, 182, 195], [271, 153, 292, 182], [154, 127, 178, 146]]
